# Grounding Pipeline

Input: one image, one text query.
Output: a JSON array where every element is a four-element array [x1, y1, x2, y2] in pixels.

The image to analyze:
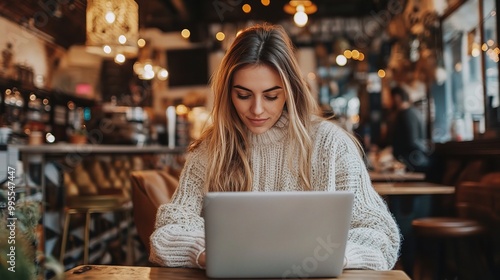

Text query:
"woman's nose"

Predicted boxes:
[[250, 98, 264, 115]]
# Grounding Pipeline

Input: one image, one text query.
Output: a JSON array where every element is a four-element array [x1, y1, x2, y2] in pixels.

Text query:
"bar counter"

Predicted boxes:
[[11, 143, 185, 155]]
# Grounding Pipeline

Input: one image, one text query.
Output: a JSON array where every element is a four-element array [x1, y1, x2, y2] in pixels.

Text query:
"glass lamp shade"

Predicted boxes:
[[86, 0, 139, 58], [283, 1, 317, 15]]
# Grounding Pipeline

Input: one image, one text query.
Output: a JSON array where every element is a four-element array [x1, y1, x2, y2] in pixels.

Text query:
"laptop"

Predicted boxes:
[[203, 191, 354, 278]]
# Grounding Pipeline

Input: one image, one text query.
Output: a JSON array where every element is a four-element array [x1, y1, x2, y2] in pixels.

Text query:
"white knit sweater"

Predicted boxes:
[[150, 114, 401, 270]]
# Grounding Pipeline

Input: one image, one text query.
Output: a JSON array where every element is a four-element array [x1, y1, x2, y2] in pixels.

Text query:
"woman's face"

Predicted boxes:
[[231, 64, 286, 134]]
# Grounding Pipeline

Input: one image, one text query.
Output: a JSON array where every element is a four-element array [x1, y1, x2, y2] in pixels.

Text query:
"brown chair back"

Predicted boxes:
[[456, 177, 500, 263], [457, 173, 500, 225], [456, 182, 495, 224], [130, 170, 178, 254]]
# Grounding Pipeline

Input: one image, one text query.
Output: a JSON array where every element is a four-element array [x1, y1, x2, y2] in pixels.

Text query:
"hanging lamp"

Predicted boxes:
[[86, 0, 139, 60], [283, 0, 317, 27]]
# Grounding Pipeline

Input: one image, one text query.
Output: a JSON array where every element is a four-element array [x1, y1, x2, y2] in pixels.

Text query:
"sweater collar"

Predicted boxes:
[[248, 112, 288, 146]]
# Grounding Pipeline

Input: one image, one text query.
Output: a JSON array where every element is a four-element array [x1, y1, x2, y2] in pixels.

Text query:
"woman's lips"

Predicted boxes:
[[247, 118, 267, 125]]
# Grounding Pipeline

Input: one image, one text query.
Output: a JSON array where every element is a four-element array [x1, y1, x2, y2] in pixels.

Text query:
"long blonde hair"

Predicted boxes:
[[190, 23, 322, 192]]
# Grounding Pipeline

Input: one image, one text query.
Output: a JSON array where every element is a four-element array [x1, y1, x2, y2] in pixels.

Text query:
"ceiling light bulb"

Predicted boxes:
[[137, 38, 146, 48], [143, 70, 155, 80], [296, 4, 305, 12], [336, 55, 347, 66], [216, 32, 225, 41], [294, 11, 308, 27], [242, 4, 251, 13], [103, 45, 112, 54], [115, 53, 125, 64], [158, 69, 169, 80], [133, 61, 144, 75], [344, 50, 352, 59], [118, 35, 127, 44], [351, 50, 360, 60], [105, 11, 116, 23]]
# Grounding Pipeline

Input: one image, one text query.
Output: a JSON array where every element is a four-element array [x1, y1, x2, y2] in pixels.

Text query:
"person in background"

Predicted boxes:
[[390, 86, 429, 173], [150, 23, 400, 270]]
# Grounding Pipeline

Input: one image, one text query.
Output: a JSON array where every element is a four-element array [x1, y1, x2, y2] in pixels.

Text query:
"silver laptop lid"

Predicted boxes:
[[203, 191, 354, 278]]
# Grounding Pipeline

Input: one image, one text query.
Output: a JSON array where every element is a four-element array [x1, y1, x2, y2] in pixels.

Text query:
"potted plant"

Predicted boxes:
[[0, 199, 64, 279], [69, 125, 88, 144]]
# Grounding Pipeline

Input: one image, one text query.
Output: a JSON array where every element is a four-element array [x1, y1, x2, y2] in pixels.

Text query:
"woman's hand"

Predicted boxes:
[[196, 251, 206, 269]]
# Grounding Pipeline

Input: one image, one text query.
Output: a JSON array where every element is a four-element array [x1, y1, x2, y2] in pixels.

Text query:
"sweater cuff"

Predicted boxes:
[[149, 227, 206, 268], [343, 243, 388, 270]]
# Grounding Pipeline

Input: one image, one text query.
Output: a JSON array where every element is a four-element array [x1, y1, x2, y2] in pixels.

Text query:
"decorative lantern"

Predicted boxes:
[[86, 0, 139, 59]]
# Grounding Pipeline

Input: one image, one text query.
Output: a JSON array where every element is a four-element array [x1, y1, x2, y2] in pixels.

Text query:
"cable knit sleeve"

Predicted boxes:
[[149, 147, 207, 268], [316, 123, 401, 270]]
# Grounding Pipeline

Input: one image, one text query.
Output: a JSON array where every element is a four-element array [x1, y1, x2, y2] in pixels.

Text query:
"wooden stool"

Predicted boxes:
[[412, 217, 486, 279], [412, 217, 485, 237], [412, 182, 495, 279], [59, 195, 133, 265]]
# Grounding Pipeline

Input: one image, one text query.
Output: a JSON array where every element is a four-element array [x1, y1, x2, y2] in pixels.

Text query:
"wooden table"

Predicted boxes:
[[65, 265, 411, 280], [373, 182, 455, 195], [369, 171, 426, 182]]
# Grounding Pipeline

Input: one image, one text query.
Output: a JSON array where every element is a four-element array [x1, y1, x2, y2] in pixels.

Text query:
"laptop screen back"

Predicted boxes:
[[203, 191, 354, 278]]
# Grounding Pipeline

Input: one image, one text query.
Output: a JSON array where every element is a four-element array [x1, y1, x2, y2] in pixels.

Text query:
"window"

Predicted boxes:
[[441, 0, 499, 141]]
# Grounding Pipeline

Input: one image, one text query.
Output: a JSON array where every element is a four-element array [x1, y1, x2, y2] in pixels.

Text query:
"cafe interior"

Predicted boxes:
[[0, 0, 499, 279]]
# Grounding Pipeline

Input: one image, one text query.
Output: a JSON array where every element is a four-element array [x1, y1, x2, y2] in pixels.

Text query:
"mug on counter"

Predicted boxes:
[[29, 131, 44, 145]]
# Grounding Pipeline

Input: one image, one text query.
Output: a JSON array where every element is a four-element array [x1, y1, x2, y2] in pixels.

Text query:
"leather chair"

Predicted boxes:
[[130, 170, 178, 255]]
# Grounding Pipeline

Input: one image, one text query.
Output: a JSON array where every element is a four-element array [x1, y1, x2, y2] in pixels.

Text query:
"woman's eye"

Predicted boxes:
[[265, 96, 278, 101], [237, 94, 251, 100]]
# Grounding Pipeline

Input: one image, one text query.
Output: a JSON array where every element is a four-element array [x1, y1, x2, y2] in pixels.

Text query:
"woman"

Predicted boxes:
[[150, 23, 400, 270]]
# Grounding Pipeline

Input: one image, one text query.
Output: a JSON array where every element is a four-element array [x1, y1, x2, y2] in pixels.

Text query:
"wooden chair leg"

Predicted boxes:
[[83, 211, 92, 264], [125, 209, 134, 265], [413, 236, 440, 280], [59, 210, 71, 264]]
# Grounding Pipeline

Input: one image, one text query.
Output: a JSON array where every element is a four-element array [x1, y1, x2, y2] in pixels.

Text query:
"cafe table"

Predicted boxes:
[[371, 181, 455, 277], [372, 182, 455, 195], [368, 171, 426, 182], [64, 265, 411, 280]]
